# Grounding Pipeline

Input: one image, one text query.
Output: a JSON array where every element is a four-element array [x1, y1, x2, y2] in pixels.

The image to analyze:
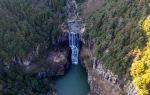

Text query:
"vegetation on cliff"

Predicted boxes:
[[0, 0, 65, 62], [0, 0, 65, 94], [83, 0, 150, 77], [0, 64, 55, 95], [130, 15, 150, 95]]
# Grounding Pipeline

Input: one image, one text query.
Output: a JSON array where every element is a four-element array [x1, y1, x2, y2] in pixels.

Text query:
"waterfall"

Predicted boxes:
[[69, 33, 80, 64], [66, 0, 80, 64]]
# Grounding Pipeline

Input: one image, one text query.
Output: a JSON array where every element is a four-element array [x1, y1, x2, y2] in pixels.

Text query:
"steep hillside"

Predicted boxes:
[[0, 0, 66, 95], [83, 0, 150, 77], [80, 0, 150, 94], [0, 0, 65, 62]]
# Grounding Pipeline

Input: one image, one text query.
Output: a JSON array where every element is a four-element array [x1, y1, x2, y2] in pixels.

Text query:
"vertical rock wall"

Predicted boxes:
[[86, 58, 138, 95]]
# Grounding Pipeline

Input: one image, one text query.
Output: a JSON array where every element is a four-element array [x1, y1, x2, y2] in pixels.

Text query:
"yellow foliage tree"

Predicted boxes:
[[131, 15, 150, 95], [131, 60, 145, 77], [142, 16, 150, 35]]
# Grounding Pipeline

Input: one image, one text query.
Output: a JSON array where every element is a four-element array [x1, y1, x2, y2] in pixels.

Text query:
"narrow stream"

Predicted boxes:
[[54, 64, 89, 95]]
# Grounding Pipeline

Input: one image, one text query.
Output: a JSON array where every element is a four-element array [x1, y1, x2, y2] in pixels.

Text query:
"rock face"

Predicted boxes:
[[124, 81, 138, 95], [87, 61, 123, 95], [52, 33, 69, 46], [80, 46, 138, 95], [88, 59, 138, 95], [47, 47, 70, 76], [25, 46, 70, 77]]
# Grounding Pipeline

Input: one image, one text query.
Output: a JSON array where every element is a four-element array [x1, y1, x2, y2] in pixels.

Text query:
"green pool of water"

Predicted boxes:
[[54, 64, 89, 95]]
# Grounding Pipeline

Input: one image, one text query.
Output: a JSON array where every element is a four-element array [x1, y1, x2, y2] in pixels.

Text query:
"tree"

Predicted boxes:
[[131, 15, 150, 95]]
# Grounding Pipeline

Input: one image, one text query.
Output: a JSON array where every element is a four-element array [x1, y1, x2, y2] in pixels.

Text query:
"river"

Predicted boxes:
[[54, 64, 89, 95]]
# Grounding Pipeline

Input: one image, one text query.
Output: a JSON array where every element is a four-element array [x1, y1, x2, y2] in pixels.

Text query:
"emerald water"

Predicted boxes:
[[54, 64, 89, 95]]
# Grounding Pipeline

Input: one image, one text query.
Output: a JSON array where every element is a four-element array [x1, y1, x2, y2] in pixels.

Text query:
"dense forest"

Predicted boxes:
[[0, 0, 65, 94], [83, 0, 150, 94], [84, 0, 150, 76], [0, 0, 65, 62]]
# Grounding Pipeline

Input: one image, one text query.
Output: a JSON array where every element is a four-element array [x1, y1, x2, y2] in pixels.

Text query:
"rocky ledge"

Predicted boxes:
[[25, 46, 70, 77], [46, 47, 70, 76]]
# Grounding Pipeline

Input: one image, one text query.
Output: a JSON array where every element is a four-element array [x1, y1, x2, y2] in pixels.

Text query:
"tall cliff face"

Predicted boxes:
[[86, 59, 138, 95], [80, 47, 125, 95], [79, 0, 150, 95]]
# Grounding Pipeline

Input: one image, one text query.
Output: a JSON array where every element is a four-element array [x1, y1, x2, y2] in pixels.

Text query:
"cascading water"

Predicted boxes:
[[68, 32, 80, 64], [66, 0, 81, 64], [54, 1, 89, 95]]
